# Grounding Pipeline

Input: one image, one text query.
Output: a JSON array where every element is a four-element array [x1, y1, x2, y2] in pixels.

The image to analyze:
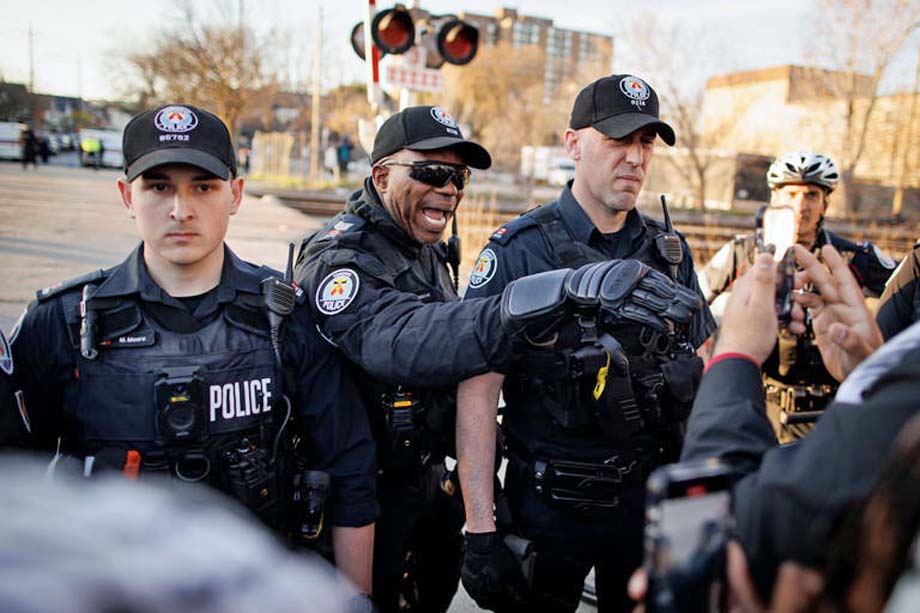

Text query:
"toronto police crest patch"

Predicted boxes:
[[316, 269, 360, 315], [469, 249, 497, 288], [154, 105, 199, 133]]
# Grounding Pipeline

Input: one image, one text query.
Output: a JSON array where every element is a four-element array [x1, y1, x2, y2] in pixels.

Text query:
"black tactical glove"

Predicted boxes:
[[500, 260, 701, 338], [499, 268, 570, 337], [461, 531, 529, 611], [597, 259, 702, 332]]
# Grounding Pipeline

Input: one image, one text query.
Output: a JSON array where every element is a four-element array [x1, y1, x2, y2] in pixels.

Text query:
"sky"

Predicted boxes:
[[0, 0, 915, 101]]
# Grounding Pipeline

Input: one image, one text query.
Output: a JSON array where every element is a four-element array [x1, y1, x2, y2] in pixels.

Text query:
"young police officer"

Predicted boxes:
[[459, 74, 715, 611], [698, 151, 896, 441], [4, 104, 376, 595]]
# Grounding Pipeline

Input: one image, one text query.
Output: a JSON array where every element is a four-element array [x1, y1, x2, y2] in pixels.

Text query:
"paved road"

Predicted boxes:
[[0, 161, 321, 331], [0, 161, 598, 612]]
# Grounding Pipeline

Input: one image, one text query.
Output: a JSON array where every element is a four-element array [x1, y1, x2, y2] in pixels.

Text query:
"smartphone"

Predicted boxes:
[[759, 206, 796, 322], [761, 206, 796, 263], [644, 460, 736, 613]]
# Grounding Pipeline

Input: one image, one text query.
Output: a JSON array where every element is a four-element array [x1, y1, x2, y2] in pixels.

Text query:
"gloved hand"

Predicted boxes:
[[597, 260, 702, 332], [461, 531, 529, 611], [500, 260, 702, 338]]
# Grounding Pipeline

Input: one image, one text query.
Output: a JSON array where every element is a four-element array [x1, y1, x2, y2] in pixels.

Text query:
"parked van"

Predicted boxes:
[[0, 122, 25, 160], [78, 128, 124, 168]]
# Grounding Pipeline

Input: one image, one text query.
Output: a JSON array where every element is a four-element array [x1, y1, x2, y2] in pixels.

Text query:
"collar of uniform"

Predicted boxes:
[[216, 245, 264, 302], [347, 177, 422, 257], [90, 243, 152, 300], [557, 182, 598, 244], [92, 243, 261, 303], [558, 182, 646, 245]]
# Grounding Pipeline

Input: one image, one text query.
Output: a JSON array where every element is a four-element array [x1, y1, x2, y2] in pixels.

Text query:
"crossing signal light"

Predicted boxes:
[[350, 22, 385, 61], [371, 6, 415, 55], [437, 19, 479, 65], [349, 7, 479, 66]]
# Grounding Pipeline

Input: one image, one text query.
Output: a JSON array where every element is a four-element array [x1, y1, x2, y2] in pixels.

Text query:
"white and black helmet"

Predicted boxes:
[[767, 151, 840, 192]]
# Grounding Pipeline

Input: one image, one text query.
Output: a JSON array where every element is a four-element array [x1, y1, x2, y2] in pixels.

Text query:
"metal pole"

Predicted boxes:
[[310, 2, 323, 183], [364, 0, 380, 111], [28, 24, 35, 92]]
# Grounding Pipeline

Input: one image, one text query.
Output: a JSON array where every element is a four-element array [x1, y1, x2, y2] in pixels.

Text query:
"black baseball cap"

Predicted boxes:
[[371, 105, 491, 169], [569, 74, 676, 146], [123, 103, 237, 182]]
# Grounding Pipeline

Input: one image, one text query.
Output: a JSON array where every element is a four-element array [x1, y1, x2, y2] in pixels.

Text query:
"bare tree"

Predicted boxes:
[[615, 14, 747, 211], [432, 43, 572, 173], [808, 0, 920, 215], [115, 1, 284, 137]]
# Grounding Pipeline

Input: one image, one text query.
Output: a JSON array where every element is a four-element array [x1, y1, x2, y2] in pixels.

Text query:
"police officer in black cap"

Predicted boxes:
[[3, 103, 377, 596], [459, 75, 716, 611], [295, 105, 497, 612]]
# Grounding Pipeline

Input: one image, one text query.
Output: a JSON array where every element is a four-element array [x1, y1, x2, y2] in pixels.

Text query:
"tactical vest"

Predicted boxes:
[[52, 280, 293, 529], [503, 205, 702, 460], [303, 213, 459, 473]]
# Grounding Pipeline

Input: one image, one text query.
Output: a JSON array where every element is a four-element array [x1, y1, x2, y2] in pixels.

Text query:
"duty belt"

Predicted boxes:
[[507, 442, 638, 514], [764, 380, 835, 428]]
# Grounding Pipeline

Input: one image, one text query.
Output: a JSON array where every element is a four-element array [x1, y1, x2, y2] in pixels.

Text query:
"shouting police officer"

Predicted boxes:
[[295, 105, 496, 612], [3, 104, 377, 595], [458, 74, 715, 611], [697, 151, 896, 441]]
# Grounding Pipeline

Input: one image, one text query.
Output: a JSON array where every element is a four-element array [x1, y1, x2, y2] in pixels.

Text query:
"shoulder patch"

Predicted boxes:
[[315, 269, 360, 315], [319, 214, 366, 240], [489, 215, 537, 245], [0, 329, 12, 375], [469, 248, 498, 289], [872, 244, 897, 269], [37, 269, 105, 302]]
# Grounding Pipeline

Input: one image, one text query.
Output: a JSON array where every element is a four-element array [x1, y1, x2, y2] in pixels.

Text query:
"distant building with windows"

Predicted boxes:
[[414, 6, 614, 100]]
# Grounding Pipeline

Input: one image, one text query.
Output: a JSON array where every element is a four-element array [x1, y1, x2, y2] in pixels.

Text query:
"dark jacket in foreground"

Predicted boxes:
[[681, 322, 920, 598]]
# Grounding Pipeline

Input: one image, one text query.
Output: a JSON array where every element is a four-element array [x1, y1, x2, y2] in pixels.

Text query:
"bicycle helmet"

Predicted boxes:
[[767, 151, 839, 192]]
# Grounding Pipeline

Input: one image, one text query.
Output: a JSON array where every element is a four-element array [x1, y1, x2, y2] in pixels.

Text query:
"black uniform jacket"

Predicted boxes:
[[681, 322, 920, 598], [464, 183, 715, 348], [7, 244, 377, 528], [295, 177, 511, 386]]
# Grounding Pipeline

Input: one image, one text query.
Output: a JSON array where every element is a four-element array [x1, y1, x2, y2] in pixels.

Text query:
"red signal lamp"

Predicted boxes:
[[437, 19, 479, 65]]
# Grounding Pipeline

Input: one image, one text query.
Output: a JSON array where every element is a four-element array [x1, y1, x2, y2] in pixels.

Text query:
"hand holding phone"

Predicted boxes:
[[758, 206, 796, 323], [644, 460, 736, 613]]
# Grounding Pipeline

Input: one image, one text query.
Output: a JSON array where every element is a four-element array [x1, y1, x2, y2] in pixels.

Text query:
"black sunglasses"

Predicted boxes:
[[382, 160, 472, 190]]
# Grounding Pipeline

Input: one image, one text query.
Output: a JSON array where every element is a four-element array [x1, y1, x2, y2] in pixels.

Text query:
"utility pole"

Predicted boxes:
[[309, 2, 323, 183], [28, 24, 35, 92], [77, 56, 83, 101]]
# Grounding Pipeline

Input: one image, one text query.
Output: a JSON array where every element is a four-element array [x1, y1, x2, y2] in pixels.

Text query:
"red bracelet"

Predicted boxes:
[[705, 352, 760, 373]]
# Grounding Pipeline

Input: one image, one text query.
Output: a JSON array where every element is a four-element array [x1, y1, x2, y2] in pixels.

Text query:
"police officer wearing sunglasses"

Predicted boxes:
[[294, 105, 492, 612]]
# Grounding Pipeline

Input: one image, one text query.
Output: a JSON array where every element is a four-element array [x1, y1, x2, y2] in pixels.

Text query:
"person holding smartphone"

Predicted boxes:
[[697, 152, 896, 442], [678, 243, 920, 605]]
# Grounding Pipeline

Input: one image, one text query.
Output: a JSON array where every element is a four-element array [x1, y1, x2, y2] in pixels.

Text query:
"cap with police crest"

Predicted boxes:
[[570, 74, 676, 146], [123, 103, 237, 182], [371, 105, 491, 169]]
